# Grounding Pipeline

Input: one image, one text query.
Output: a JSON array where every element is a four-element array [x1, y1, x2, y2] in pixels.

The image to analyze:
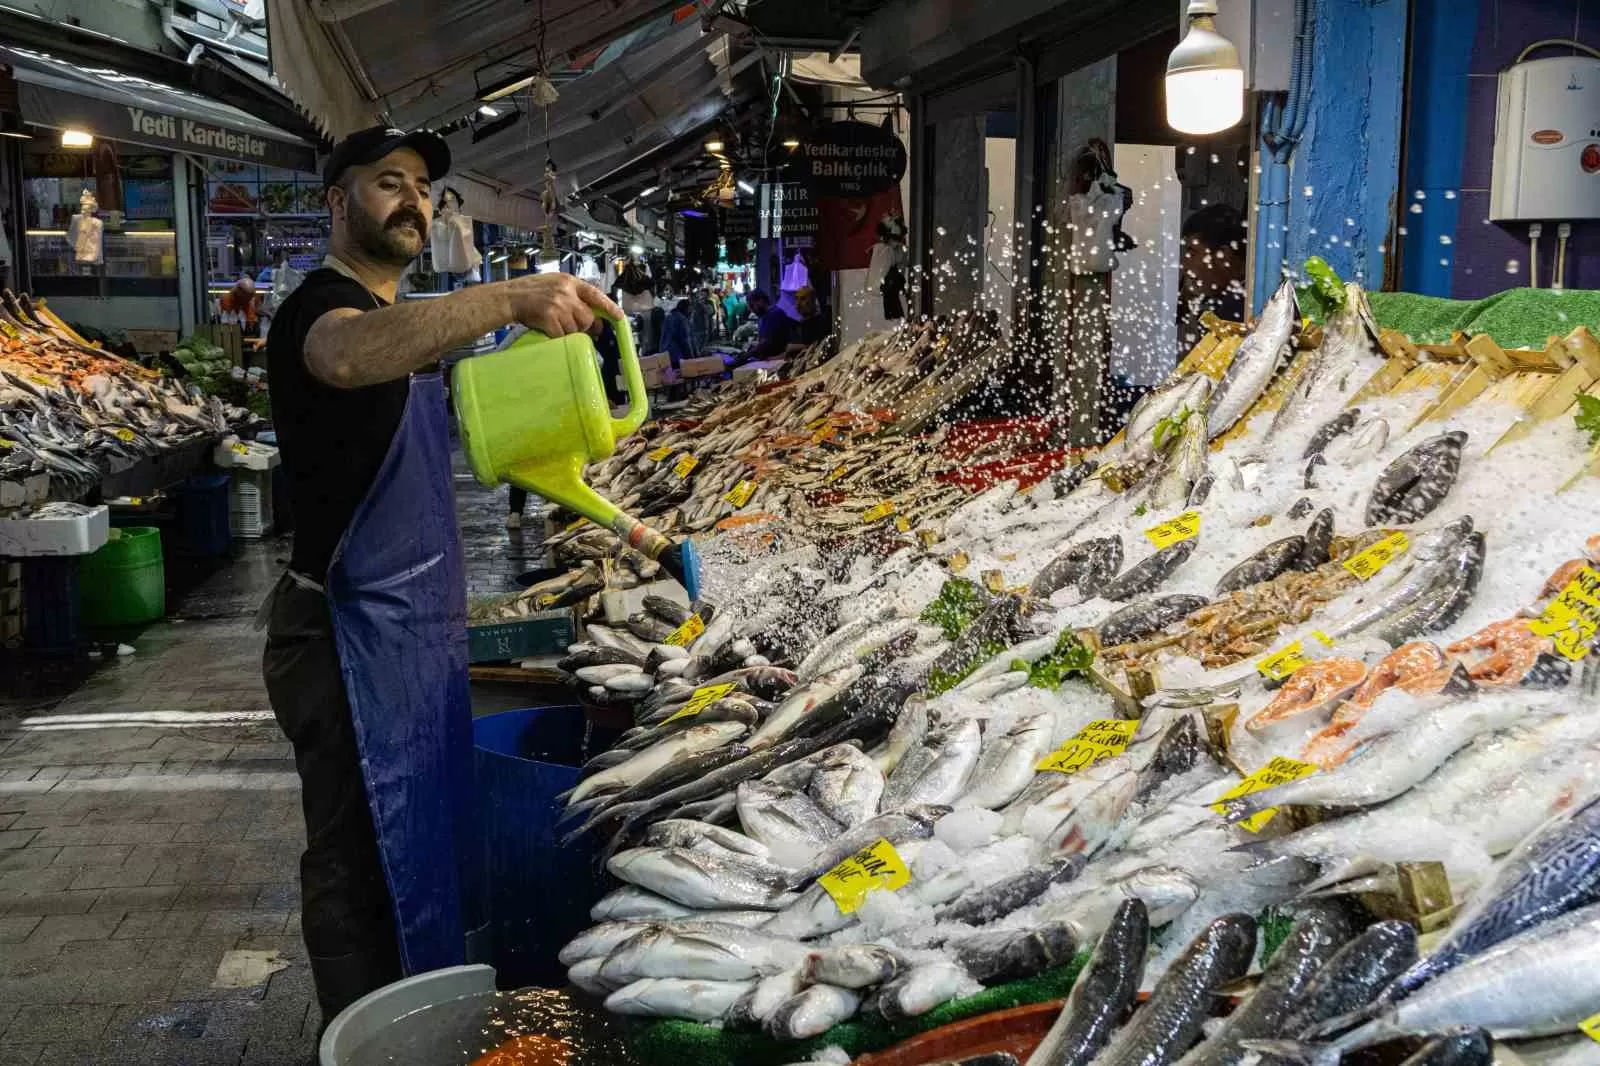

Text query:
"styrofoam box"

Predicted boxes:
[[213, 439, 281, 471], [0, 504, 109, 557]]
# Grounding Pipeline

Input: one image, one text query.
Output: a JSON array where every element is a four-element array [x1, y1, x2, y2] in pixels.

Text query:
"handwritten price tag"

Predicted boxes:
[[1144, 511, 1201, 548], [0, 321, 20, 340], [662, 682, 738, 725], [1344, 531, 1410, 581], [646, 445, 674, 462], [1257, 641, 1311, 682], [1037, 720, 1139, 775], [113, 428, 135, 443], [1211, 756, 1318, 832], [862, 500, 896, 524], [826, 465, 849, 484], [894, 516, 911, 533], [819, 839, 910, 915], [1311, 630, 1335, 647], [664, 614, 706, 648], [1529, 565, 1600, 662], [1579, 1011, 1600, 1044], [672, 454, 698, 479], [725, 480, 757, 509], [806, 417, 830, 432], [811, 426, 834, 445]]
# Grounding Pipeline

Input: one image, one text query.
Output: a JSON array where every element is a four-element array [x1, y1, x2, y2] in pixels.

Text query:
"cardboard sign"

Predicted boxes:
[[1037, 719, 1140, 775], [662, 682, 738, 725], [818, 839, 910, 914], [1529, 565, 1600, 662], [1211, 756, 1318, 833], [1344, 531, 1410, 581], [1145, 511, 1201, 548], [664, 614, 706, 647]]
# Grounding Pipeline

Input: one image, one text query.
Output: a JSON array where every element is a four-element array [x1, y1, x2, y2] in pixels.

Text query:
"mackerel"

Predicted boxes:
[[1023, 899, 1150, 1066]]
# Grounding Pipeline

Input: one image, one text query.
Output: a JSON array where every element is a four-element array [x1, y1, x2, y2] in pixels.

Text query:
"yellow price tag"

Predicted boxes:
[[1211, 756, 1318, 832], [1257, 641, 1311, 682], [0, 321, 19, 340], [1144, 511, 1201, 548], [27, 374, 51, 387], [862, 500, 896, 524], [1036, 719, 1140, 775], [1529, 565, 1600, 662], [1311, 630, 1334, 648], [807, 417, 830, 432], [647, 445, 674, 462], [826, 465, 849, 484], [725, 480, 757, 509], [819, 838, 910, 915], [672, 454, 698, 479], [1343, 531, 1410, 581], [563, 516, 589, 533], [811, 426, 833, 445], [664, 614, 706, 647], [128, 497, 143, 506], [0, 439, 13, 449], [1579, 1011, 1600, 1043], [894, 516, 911, 533], [663, 682, 738, 725], [230, 441, 250, 454], [113, 428, 135, 442]]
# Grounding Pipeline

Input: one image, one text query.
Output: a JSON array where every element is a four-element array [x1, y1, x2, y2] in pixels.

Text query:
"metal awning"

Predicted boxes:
[[4, 44, 317, 172]]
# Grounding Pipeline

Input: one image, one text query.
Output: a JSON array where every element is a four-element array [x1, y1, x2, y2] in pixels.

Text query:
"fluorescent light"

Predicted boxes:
[[1166, 0, 1245, 135], [60, 128, 93, 148], [629, 244, 645, 255], [481, 74, 536, 103], [640, 185, 659, 197], [704, 138, 724, 152], [737, 180, 755, 195], [782, 137, 800, 149], [478, 104, 500, 117]]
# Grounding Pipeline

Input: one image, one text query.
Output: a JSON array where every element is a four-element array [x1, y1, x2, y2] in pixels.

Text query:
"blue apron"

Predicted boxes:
[[325, 370, 474, 975]]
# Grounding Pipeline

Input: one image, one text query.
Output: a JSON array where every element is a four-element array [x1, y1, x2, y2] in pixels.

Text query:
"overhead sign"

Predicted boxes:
[[759, 183, 819, 238], [719, 204, 757, 241], [796, 120, 907, 198], [18, 84, 317, 173]]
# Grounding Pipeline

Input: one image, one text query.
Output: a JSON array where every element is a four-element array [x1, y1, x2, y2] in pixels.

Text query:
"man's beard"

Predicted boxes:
[[349, 205, 427, 266]]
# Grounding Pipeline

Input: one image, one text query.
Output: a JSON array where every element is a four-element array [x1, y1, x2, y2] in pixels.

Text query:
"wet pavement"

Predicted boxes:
[[0, 457, 551, 1065]]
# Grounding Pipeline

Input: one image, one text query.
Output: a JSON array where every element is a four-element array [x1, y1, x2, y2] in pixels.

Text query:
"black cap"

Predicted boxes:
[[322, 125, 451, 188]]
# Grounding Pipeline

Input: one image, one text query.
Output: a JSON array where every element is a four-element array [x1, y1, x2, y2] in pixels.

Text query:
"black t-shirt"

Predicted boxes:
[[266, 268, 408, 579]]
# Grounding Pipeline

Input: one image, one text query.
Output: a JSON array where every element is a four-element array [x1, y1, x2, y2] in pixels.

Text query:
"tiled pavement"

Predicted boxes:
[[0, 464, 547, 1065]]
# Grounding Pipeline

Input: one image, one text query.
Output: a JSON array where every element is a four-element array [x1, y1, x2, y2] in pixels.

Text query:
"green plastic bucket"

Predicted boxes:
[[80, 526, 166, 627]]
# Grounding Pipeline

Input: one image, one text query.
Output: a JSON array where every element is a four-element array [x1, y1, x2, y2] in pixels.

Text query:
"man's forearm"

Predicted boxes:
[[306, 284, 510, 388]]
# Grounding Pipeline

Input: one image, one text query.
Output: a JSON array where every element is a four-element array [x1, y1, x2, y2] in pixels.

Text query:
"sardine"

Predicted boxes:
[[1023, 899, 1150, 1066], [1090, 914, 1258, 1066], [1207, 281, 1299, 439], [1101, 539, 1199, 603], [1216, 536, 1306, 595], [1366, 431, 1468, 527]]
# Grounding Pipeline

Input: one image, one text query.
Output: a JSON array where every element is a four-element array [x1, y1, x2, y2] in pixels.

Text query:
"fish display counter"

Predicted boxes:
[[511, 280, 1600, 1066]]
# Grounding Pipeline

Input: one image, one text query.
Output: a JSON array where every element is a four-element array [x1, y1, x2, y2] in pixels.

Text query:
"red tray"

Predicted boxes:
[[852, 1001, 1063, 1066]]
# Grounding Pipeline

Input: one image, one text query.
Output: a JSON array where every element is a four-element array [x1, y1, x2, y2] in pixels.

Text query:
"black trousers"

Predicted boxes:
[[263, 577, 402, 1021]]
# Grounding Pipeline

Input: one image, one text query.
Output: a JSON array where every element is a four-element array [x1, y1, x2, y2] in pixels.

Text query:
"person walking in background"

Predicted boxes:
[[794, 285, 831, 348], [688, 289, 712, 354], [661, 298, 694, 367], [723, 287, 747, 332]]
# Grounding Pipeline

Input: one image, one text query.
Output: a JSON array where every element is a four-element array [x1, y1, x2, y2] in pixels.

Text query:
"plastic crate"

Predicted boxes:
[[229, 469, 275, 539], [21, 556, 79, 653], [177, 475, 233, 557]]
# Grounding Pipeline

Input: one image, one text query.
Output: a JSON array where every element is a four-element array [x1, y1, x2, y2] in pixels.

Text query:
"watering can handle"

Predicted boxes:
[[608, 312, 649, 437]]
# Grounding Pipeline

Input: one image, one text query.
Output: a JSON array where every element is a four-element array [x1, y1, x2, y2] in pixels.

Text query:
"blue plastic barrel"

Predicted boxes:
[[177, 474, 233, 557], [472, 706, 615, 988]]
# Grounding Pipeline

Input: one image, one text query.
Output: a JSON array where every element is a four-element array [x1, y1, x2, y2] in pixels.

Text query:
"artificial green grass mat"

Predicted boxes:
[[625, 953, 1088, 1066], [1367, 288, 1599, 349]]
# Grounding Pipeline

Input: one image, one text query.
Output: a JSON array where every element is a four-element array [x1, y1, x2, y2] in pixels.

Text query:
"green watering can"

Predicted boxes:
[[452, 315, 701, 598]]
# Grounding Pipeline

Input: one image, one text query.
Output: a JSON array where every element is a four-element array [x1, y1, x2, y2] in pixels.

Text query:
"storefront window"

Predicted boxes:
[[204, 161, 329, 300], [23, 145, 178, 296]]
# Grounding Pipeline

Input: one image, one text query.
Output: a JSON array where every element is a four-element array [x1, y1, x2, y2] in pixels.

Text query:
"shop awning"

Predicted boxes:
[[3, 44, 317, 173]]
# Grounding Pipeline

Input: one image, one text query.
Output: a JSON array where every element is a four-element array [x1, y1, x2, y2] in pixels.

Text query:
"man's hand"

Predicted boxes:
[[502, 274, 623, 337]]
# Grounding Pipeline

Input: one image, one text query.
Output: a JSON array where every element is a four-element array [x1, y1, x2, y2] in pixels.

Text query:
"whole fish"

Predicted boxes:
[[597, 924, 809, 983], [1269, 287, 1379, 441], [727, 968, 806, 1026], [1371, 532, 1485, 646], [1383, 794, 1600, 999], [940, 855, 1085, 926], [873, 960, 981, 1022], [1101, 539, 1199, 603], [735, 780, 842, 867], [958, 711, 1059, 810], [1298, 510, 1335, 571], [1100, 596, 1210, 646], [580, 745, 754, 818], [1149, 406, 1210, 513], [604, 976, 754, 1020], [616, 700, 761, 751], [954, 922, 1077, 985], [1394, 1031, 1494, 1066], [794, 607, 899, 682], [1320, 517, 1475, 641], [1206, 281, 1299, 440], [803, 944, 908, 988], [1090, 914, 1258, 1066], [883, 717, 982, 809], [766, 983, 861, 1039], [643, 819, 771, 860], [1299, 904, 1600, 1053], [1215, 536, 1306, 595], [798, 804, 949, 882], [1173, 908, 1360, 1066], [1275, 920, 1418, 1037], [958, 636, 1061, 692], [1045, 770, 1139, 857], [591, 884, 698, 922], [568, 721, 747, 805], [1032, 537, 1125, 600], [1040, 866, 1199, 946], [747, 663, 864, 749], [1365, 431, 1468, 527], [606, 846, 800, 910], [807, 743, 885, 827], [1121, 374, 1213, 463], [560, 920, 656, 965], [1023, 899, 1150, 1066], [872, 698, 930, 775]]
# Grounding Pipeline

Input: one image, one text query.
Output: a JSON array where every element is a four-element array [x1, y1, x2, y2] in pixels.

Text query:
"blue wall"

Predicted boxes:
[[1402, 0, 1599, 297]]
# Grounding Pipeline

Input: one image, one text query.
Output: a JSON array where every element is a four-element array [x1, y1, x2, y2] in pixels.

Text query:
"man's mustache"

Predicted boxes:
[[385, 209, 427, 234]]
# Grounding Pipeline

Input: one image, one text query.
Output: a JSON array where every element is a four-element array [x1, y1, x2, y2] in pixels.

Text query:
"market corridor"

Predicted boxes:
[[0, 473, 527, 1065]]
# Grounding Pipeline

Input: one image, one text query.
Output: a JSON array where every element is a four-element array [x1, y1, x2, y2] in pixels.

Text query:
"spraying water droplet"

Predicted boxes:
[[1409, 203, 1423, 214], [1439, 235, 1453, 246]]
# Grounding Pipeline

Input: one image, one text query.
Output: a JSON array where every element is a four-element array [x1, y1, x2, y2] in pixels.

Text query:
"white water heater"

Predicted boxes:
[[1489, 55, 1600, 221]]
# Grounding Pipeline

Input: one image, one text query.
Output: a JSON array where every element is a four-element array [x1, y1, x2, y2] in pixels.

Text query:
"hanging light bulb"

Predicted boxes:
[[1165, 0, 1245, 136]]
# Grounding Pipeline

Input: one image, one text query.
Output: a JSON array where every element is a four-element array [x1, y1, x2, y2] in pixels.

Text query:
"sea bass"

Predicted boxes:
[[606, 846, 800, 910], [1206, 281, 1299, 440]]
